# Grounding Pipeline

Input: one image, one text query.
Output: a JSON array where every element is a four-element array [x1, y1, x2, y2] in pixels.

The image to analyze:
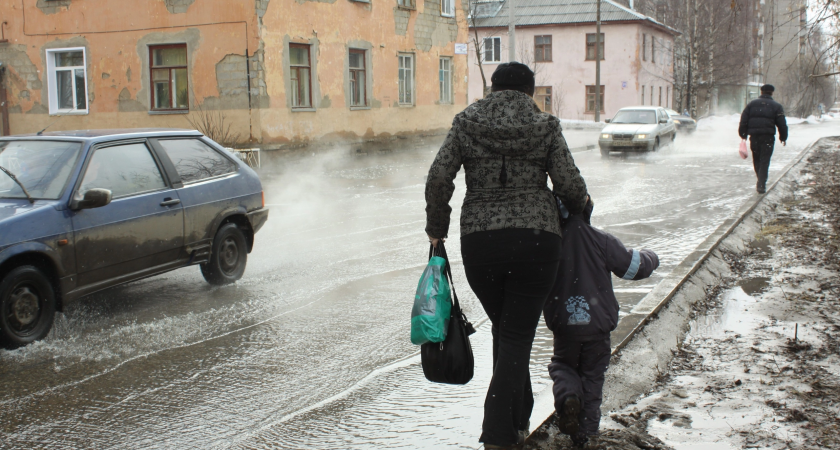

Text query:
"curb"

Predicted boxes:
[[523, 137, 827, 448]]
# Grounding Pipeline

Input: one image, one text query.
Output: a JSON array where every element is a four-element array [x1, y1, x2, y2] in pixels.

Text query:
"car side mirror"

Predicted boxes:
[[659, 118, 668, 123], [604, 119, 610, 123], [71, 188, 112, 210]]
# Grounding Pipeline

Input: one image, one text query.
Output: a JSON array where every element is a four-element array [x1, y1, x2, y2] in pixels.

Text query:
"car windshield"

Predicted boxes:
[[0, 140, 82, 200], [611, 110, 657, 124]]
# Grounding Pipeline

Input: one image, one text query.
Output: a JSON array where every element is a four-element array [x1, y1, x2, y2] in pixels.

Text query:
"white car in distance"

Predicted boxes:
[[599, 106, 678, 157]]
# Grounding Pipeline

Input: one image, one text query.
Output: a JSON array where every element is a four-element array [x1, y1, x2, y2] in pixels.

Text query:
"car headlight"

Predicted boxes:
[[673, 119, 681, 124], [600, 134, 611, 139], [635, 134, 648, 139]]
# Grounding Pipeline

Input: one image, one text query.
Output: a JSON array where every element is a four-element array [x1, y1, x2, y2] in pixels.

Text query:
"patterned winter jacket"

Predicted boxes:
[[425, 90, 588, 239]]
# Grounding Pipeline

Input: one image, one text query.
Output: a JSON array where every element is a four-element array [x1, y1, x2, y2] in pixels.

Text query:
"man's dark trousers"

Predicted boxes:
[[750, 135, 775, 191], [548, 336, 611, 436]]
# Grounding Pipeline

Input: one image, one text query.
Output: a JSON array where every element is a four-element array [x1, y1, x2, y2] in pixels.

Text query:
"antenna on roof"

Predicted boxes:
[[36, 116, 63, 136]]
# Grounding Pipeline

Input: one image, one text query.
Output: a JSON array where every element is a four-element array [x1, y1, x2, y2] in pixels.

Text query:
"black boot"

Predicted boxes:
[[556, 395, 581, 436]]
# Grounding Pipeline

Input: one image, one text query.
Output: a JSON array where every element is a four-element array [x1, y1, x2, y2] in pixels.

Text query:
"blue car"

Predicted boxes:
[[0, 129, 268, 348]]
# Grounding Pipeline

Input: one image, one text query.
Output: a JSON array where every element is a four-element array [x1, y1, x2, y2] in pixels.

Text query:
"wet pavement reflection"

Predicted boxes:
[[1, 121, 839, 449]]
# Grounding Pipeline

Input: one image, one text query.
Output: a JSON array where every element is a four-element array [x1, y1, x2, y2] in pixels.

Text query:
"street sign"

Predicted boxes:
[[455, 43, 468, 55]]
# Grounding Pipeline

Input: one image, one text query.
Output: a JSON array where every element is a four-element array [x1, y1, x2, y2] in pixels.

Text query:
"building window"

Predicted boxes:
[[398, 54, 414, 105], [349, 49, 367, 107], [535, 35, 552, 62], [483, 37, 501, 63], [667, 86, 670, 108], [658, 86, 662, 106], [150, 45, 188, 111], [441, 0, 454, 17], [641, 85, 645, 105], [651, 37, 656, 63], [650, 88, 654, 106], [585, 85, 604, 113], [439, 57, 453, 104], [642, 34, 646, 61], [289, 44, 312, 108], [535, 86, 552, 113], [397, 0, 415, 10], [585, 33, 605, 60], [46, 48, 88, 114]]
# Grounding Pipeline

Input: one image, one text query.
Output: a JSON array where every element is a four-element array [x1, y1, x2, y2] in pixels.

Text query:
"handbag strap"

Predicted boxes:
[[429, 242, 461, 311]]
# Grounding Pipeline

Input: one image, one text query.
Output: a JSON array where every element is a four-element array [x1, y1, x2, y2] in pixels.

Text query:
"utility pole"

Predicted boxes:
[[594, 0, 601, 122], [508, 0, 516, 62]]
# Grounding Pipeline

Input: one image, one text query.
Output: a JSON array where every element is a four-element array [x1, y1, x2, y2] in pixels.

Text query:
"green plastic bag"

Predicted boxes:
[[411, 256, 452, 345]]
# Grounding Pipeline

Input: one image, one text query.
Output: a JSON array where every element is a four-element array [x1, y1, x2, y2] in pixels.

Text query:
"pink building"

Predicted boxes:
[[469, 0, 678, 120]]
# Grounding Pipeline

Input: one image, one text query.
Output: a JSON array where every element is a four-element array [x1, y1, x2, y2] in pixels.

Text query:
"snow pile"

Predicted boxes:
[[695, 114, 740, 132]]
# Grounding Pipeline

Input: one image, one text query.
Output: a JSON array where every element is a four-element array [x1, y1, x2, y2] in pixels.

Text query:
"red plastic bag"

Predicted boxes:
[[738, 140, 749, 159]]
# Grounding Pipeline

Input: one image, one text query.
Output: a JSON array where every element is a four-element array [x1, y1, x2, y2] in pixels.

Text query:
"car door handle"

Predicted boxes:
[[160, 198, 181, 207]]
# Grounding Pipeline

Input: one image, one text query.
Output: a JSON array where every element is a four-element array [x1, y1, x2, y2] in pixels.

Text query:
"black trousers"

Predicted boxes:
[[750, 135, 776, 189], [548, 336, 612, 436], [461, 228, 562, 446]]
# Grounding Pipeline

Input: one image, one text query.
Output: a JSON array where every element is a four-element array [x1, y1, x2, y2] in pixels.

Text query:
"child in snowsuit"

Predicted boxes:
[[544, 200, 659, 447]]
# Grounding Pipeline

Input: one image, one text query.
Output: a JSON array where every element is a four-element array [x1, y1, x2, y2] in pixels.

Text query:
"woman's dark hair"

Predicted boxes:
[[490, 62, 536, 97]]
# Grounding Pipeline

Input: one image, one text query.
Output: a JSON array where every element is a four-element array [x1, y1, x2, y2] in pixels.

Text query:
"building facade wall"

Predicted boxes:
[[0, 0, 469, 148], [468, 22, 675, 120]]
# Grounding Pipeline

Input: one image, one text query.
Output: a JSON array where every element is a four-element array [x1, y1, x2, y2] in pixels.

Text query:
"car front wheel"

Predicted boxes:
[[652, 137, 660, 152], [0, 266, 56, 349], [201, 223, 249, 285]]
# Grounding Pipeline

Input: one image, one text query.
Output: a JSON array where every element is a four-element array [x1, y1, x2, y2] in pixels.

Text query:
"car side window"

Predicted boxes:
[[79, 143, 167, 198], [157, 139, 236, 184]]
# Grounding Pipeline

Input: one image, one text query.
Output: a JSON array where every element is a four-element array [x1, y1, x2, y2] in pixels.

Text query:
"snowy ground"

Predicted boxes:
[[527, 140, 840, 449]]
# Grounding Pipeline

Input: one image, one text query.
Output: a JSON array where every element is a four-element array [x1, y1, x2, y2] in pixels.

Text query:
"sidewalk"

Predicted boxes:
[[526, 139, 840, 449]]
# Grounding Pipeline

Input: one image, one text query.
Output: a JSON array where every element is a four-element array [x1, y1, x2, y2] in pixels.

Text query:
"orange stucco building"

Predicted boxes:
[[0, 0, 469, 149]]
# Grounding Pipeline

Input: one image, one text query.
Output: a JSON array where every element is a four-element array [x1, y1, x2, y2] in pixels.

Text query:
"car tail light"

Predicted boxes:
[[261, 191, 265, 208]]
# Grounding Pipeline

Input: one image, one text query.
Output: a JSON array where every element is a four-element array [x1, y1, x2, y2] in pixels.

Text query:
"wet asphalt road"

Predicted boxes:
[[1, 119, 839, 449]]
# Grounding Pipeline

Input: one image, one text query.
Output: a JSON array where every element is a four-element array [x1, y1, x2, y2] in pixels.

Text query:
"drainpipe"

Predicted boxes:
[[508, 0, 516, 62], [0, 66, 9, 136]]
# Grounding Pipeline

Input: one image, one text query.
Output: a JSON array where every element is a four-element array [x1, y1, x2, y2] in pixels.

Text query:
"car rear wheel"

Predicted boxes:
[[201, 223, 248, 285], [0, 266, 56, 349]]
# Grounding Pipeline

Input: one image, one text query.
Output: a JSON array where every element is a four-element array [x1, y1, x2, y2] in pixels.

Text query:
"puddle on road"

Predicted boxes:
[[738, 276, 770, 296]]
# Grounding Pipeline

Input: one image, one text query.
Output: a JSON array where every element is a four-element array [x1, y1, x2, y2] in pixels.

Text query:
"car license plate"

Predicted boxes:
[[613, 141, 633, 147]]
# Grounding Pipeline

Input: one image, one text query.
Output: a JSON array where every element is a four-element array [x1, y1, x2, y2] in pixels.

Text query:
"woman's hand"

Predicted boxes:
[[428, 235, 445, 248]]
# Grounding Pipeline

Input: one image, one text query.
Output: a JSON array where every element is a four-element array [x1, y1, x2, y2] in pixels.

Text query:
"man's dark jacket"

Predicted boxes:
[[739, 94, 788, 141], [544, 215, 659, 340]]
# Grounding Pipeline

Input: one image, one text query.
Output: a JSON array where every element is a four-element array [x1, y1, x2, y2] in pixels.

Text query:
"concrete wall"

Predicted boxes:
[[468, 22, 675, 120], [0, 0, 469, 149]]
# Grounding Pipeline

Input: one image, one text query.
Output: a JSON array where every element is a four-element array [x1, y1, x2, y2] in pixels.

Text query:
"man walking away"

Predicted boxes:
[[739, 84, 788, 194]]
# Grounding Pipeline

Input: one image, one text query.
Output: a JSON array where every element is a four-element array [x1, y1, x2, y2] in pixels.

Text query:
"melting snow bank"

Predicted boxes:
[[697, 113, 827, 132], [523, 136, 840, 450]]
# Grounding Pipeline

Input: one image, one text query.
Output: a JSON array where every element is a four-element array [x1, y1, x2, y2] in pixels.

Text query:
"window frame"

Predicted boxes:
[[439, 57, 453, 105], [149, 44, 190, 112], [535, 86, 552, 113], [641, 85, 645, 105], [349, 49, 368, 108], [642, 34, 647, 61], [45, 47, 89, 115], [585, 33, 605, 61], [398, 53, 415, 106], [658, 86, 662, 106], [397, 0, 415, 10], [585, 85, 605, 114], [483, 37, 502, 63], [651, 36, 656, 63], [535, 35, 552, 62], [440, 0, 454, 17], [289, 43, 313, 109]]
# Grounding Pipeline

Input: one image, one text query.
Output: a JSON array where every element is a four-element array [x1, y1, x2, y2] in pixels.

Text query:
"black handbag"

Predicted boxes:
[[421, 242, 476, 385]]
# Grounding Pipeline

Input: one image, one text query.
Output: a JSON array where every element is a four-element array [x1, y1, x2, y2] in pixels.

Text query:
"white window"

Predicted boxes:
[[46, 48, 88, 115], [398, 54, 414, 105], [483, 37, 501, 63], [397, 0, 415, 9], [439, 57, 453, 104], [441, 0, 454, 17]]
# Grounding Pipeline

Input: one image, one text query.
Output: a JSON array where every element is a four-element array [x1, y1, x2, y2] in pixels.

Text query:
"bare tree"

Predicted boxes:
[[552, 80, 566, 117], [185, 103, 243, 148], [466, 0, 490, 97]]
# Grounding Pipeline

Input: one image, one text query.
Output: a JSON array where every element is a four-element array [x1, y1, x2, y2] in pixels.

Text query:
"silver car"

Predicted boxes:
[[599, 106, 678, 156]]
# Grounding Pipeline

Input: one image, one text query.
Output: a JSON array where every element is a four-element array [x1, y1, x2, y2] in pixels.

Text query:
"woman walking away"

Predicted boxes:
[[425, 62, 589, 449]]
